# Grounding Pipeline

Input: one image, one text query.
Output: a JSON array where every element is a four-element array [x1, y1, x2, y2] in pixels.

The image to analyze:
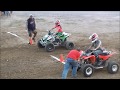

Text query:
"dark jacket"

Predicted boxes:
[[27, 18, 36, 31], [91, 39, 102, 51]]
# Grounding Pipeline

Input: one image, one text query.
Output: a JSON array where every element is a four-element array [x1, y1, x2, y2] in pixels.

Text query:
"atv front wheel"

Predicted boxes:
[[45, 43, 55, 52], [107, 61, 119, 74], [81, 64, 94, 77], [65, 41, 74, 50], [37, 40, 45, 48]]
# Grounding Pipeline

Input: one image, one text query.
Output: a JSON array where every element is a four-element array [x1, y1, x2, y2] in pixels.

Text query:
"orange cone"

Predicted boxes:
[[29, 38, 33, 45], [60, 54, 64, 62]]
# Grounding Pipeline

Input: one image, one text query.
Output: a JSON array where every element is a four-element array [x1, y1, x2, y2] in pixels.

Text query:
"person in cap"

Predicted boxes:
[[26, 14, 37, 44]]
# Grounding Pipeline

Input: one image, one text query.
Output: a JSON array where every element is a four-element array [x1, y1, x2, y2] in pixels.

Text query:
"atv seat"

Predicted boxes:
[[60, 34, 64, 37], [100, 51, 110, 55]]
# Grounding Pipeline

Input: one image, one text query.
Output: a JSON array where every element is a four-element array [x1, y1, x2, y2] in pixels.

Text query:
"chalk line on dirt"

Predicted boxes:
[[7, 32, 25, 41]]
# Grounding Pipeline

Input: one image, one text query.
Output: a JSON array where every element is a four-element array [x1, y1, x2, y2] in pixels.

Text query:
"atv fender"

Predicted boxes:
[[82, 55, 96, 64]]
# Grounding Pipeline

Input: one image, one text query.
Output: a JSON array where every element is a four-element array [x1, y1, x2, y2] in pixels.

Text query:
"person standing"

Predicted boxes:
[[61, 48, 82, 79], [26, 14, 37, 44]]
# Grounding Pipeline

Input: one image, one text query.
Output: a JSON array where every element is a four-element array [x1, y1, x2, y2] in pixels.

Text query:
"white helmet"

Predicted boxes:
[[89, 33, 98, 43], [55, 20, 60, 25]]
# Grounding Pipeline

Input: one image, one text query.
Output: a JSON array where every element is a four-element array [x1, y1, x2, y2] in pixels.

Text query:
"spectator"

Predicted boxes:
[[26, 14, 37, 44], [61, 48, 82, 79]]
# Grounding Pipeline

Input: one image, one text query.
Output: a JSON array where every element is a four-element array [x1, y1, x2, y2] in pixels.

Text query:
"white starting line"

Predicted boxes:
[[50, 55, 65, 64], [7, 32, 25, 41]]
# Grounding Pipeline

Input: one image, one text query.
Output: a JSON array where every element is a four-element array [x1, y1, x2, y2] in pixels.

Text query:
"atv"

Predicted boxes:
[[77, 49, 119, 77], [37, 30, 74, 52]]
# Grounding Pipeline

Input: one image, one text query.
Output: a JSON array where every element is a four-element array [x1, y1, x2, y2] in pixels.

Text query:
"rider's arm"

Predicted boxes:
[[88, 44, 92, 50], [92, 40, 101, 50], [51, 25, 57, 30]]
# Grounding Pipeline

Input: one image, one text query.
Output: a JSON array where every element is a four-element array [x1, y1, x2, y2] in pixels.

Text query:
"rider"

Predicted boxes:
[[88, 33, 103, 66], [51, 20, 63, 42], [51, 20, 63, 35]]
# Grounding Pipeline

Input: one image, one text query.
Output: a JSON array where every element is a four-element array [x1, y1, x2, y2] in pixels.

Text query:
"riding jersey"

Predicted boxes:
[[54, 25, 63, 32], [91, 39, 102, 50]]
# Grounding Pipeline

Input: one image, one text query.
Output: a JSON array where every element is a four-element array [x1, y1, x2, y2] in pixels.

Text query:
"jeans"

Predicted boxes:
[[28, 30, 37, 37], [92, 50, 103, 62], [62, 58, 78, 79]]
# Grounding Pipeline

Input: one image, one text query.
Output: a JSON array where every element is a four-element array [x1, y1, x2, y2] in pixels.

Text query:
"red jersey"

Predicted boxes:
[[67, 50, 80, 60], [54, 25, 63, 32]]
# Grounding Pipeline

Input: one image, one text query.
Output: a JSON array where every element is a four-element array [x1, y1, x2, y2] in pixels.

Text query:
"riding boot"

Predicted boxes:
[[96, 56, 102, 66]]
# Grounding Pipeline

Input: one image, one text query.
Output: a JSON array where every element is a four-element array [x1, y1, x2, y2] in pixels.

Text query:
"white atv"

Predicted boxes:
[[37, 30, 74, 52]]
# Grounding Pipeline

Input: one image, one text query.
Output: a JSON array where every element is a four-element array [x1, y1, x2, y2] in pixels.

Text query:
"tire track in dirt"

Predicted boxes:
[[0, 13, 119, 79]]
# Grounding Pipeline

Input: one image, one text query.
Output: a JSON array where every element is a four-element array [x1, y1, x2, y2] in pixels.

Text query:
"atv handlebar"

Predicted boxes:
[[46, 29, 52, 32], [83, 49, 95, 56], [47, 29, 56, 36]]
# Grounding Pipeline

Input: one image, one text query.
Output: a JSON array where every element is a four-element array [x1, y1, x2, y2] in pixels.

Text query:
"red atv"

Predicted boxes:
[[77, 49, 119, 77]]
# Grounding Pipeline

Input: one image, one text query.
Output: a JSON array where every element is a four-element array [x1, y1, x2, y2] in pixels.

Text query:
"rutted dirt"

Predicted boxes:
[[0, 11, 120, 79]]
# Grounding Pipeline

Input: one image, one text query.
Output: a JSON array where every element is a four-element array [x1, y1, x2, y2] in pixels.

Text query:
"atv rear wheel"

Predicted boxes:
[[37, 40, 45, 48], [45, 43, 55, 52], [65, 41, 74, 50], [107, 61, 119, 74], [81, 64, 94, 77]]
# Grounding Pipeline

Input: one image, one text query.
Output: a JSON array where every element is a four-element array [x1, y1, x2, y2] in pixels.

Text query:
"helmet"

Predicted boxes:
[[89, 33, 98, 42], [55, 20, 60, 25]]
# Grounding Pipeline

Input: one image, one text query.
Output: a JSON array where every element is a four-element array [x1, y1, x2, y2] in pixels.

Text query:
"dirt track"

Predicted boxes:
[[0, 12, 120, 79]]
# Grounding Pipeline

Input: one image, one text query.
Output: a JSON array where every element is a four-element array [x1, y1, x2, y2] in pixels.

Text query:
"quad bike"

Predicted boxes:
[[77, 49, 119, 77], [37, 30, 74, 52]]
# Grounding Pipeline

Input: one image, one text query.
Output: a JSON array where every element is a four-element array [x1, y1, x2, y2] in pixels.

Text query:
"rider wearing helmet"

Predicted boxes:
[[51, 20, 63, 44], [88, 33, 103, 66], [51, 20, 63, 37]]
